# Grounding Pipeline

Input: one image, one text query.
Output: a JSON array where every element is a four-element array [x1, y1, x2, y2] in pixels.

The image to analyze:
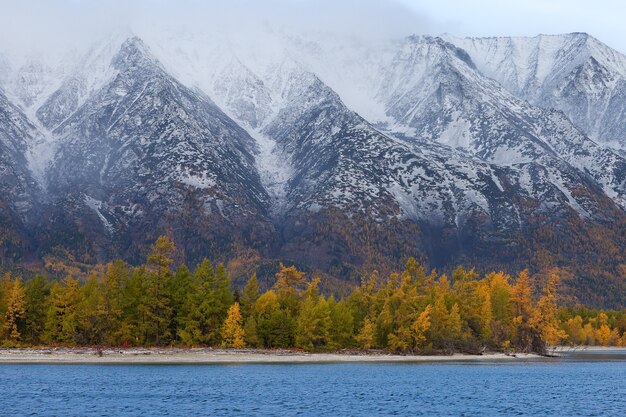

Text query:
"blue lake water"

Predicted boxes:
[[1, 352, 625, 416]]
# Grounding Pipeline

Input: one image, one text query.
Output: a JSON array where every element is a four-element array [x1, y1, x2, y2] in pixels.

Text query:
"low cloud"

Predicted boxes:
[[0, 0, 435, 55]]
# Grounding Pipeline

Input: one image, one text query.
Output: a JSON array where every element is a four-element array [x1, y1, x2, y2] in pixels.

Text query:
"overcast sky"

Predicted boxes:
[[400, 0, 626, 52], [0, 0, 623, 55]]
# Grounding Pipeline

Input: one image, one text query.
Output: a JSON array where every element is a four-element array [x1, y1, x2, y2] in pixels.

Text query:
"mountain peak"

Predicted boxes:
[[567, 31, 590, 37], [404, 35, 477, 70], [450, 32, 626, 149], [1, 29, 625, 307], [112, 36, 157, 71]]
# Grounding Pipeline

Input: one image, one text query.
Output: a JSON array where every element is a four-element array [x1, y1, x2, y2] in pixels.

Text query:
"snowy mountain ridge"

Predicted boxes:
[[0, 29, 625, 306], [447, 33, 626, 150]]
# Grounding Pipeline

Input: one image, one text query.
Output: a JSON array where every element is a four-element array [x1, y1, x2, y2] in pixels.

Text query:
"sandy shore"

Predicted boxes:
[[0, 347, 544, 364]]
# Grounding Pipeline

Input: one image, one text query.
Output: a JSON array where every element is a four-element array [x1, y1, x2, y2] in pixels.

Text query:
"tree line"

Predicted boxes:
[[1, 236, 624, 353]]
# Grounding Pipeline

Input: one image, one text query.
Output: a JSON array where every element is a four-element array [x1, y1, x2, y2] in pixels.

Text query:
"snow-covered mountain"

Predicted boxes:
[[369, 36, 626, 212], [38, 37, 275, 262], [0, 89, 40, 261], [448, 33, 626, 151], [0, 29, 624, 306]]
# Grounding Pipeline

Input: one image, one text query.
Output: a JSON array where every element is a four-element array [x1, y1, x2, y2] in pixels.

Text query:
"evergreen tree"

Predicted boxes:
[[327, 297, 354, 349], [101, 261, 130, 345], [144, 237, 176, 345], [76, 275, 107, 345], [168, 264, 192, 342], [44, 276, 81, 344], [122, 267, 149, 345], [253, 290, 295, 348], [296, 279, 331, 350], [148, 236, 176, 271], [179, 259, 217, 345], [24, 275, 49, 344], [179, 260, 233, 346], [240, 273, 260, 320], [347, 270, 378, 334], [215, 264, 235, 322], [241, 273, 261, 348]]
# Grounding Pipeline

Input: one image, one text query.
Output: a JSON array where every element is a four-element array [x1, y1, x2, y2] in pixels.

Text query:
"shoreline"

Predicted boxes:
[[550, 346, 626, 352], [0, 347, 545, 364]]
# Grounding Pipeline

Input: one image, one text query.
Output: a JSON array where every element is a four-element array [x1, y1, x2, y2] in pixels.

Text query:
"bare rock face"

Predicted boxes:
[[0, 90, 40, 262]]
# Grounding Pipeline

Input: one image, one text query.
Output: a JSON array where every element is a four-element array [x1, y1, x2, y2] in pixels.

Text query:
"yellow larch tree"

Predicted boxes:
[[475, 281, 493, 342], [511, 270, 541, 352], [531, 273, 567, 347], [221, 302, 245, 349], [411, 305, 431, 351], [274, 263, 306, 291], [4, 278, 27, 343], [356, 317, 375, 349]]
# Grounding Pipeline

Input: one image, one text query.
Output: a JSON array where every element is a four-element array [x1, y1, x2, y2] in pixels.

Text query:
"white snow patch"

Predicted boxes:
[[25, 132, 59, 186], [308, 202, 322, 213], [490, 146, 533, 165], [249, 128, 293, 214], [84, 195, 115, 234], [388, 182, 418, 221], [215, 199, 226, 218], [179, 172, 215, 189], [490, 169, 505, 192], [437, 115, 471, 149], [546, 169, 590, 218]]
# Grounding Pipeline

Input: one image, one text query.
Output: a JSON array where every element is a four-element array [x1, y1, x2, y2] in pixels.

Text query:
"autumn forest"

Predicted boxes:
[[1, 236, 625, 353]]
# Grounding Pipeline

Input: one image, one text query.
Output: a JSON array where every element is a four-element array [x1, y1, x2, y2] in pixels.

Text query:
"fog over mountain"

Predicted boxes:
[[0, 0, 624, 307]]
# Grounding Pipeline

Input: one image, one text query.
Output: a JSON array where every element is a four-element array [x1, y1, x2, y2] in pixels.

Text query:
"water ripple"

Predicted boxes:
[[0, 360, 624, 416]]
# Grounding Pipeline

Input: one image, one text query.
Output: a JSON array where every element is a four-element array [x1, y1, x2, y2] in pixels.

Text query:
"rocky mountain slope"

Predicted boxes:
[[0, 90, 40, 262], [0, 31, 624, 306], [448, 33, 626, 151], [38, 38, 274, 263]]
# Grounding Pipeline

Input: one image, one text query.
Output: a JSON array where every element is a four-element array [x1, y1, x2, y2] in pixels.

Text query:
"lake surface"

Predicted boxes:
[[1, 351, 625, 416]]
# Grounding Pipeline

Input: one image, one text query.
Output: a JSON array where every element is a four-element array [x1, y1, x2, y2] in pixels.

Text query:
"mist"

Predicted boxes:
[[399, 0, 626, 54], [0, 0, 436, 57], [1, 0, 624, 59]]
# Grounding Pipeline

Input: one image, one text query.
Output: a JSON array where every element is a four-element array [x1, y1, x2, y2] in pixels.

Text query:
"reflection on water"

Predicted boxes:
[[551, 348, 626, 362]]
